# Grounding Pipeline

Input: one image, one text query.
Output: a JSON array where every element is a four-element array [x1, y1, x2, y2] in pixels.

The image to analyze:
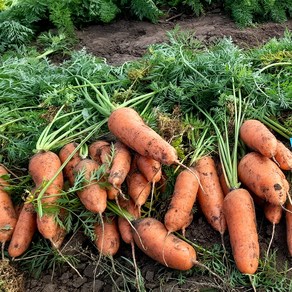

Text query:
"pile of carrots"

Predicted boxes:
[[0, 106, 292, 278]]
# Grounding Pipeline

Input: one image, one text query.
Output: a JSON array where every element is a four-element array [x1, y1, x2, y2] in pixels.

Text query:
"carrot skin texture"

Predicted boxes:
[[132, 218, 197, 271], [59, 142, 82, 186], [238, 152, 288, 205], [274, 140, 292, 170], [194, 156, 227, 234], [0, 166, 17, 243], [164, 168, 199, 233], [8, 202, 37, 258], [74, 159, 107, 214], [108, 107, 178, 165], [94, 216, 120, 256], [136, 155, 162, 183], [240, 119, 277, 158], [286, 202, 292, 256], [223, 188, 259, 274]]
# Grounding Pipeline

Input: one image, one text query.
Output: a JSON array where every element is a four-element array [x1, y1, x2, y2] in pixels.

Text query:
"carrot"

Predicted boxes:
[[108, 107, 178, 165], [264, 202, 283, 225], [164, 168, 199, 235], [286, 202, 292, 256], [240, 119, 278, 158], [194, 156, 227, 234], [89, 140, 111, 165], [29, 151, 65, 248], [223, 188, 259, 274], [136, 155, 162, 183], [238, 152, 288, 205], [94, 216, 120, 257], [108, 141, 131, 190], [8, 202, 37, 258], [132, 217, 197, 271], [0, 165, 17, 247], [73, 158, 107, 214], [59, 142, 82, 186], [274, 140, 292, 170]]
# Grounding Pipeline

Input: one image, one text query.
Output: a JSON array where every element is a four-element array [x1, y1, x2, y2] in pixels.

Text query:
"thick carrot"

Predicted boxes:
[[194, 156, 227, 234], [94, 216, 120, 257], [29, 151, 65, 248], [89, 140, 111, 165], [136, 155, 162, 183], [73, 158, 107, 214], [164, 168, 199, 235], [240, 119, 278, 158], [286, 202, 292, 256], [59, 142, 82, 186], [108, 141, 131, 188], [238, 152, 288, 205], [132, 217, 197, 271], [108, 107, 178, 165], [223, 188, 259, 274], [0, 166, 17, 244], [8, 202, 37, 258], [274, 140, 292, 170]]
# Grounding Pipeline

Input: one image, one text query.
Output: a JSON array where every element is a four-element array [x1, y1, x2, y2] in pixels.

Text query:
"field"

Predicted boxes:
[[0, 5, 292, 292]]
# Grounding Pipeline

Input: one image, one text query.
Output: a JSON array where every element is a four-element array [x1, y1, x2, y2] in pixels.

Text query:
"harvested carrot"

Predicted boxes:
[[264, 202, 283, 225], [89, 140, 111, 165], [274, 140, 292, 170], [132, 217, 197, 271], [240, 119, 278, 158], [108, 107, 178, 165], [136, 155, 162, 183], [0, 165, 17, 245], [238, 152, 288, 205], [164, 168, 199, 235], [223, 188, 259, 274], [8, 202, 37, 258], [73, 158, 107, 214], [194, 156, 227, 234], [59, 142, 82, 186], [94, 216, 120, 257], [286, 202, 292, 256]]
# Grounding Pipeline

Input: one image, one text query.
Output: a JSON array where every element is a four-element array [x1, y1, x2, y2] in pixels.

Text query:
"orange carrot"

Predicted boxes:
[[132, 217, 197, 271], [0, 165, 17, 245], [238, 152, 288, 205], [286, 202, 292, 256], [89, 140, 111, 165], [223, 188, 259, 274], [59, 142, 82, 186], [73, 158, 107, 214], [8, 202, 37, 258], [108, 107, 178, 165], [164, 168, 199, 235], [29, 151, 65, 248], [264, 202, 283, 225], [240, 119, 278, 158], [194, 156, 227, 234], [136, 155, 162, 183], [274, 140, 292, 170], [94, 216, 120, 257]]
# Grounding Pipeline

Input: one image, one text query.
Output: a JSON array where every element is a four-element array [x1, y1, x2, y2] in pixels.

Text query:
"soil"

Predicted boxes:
[[12, 9, 292, 292]]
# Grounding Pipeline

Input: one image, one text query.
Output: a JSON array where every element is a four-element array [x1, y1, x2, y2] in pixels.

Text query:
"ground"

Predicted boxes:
[[12, 9, 292, 292]]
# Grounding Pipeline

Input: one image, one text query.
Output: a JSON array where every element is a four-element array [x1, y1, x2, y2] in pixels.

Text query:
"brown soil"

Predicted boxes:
[[21, 10, 292, 292]]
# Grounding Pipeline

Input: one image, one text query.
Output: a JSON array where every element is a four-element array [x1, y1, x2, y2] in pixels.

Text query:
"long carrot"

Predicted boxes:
[[0, 165, 17, 251], [132, 217, 197, 271], [240, 119, 278, 158], [223, 188, 259, 274], [164, 168, 199, 235], [194, 156, 226, 234], [238, 151, 288, 205]]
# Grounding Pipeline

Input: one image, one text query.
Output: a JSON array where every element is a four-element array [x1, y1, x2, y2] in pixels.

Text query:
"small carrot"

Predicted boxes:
[[264, 202, 283, 225], [0, 165, 17, 248], [89, 140, 111, 165], [136, 155, 162, 183], [274, 140, 292, 170], [223, 188, 259, 274], [240, 119, 278, 158], [238, 152, 288, 205], [132, 217, 197, 271], [164, 168, 199, 235], [108, 107, 178, 165], [8, 202, 37, 258], [94, 216, 120, 257], [194, 156, 227, 234]]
